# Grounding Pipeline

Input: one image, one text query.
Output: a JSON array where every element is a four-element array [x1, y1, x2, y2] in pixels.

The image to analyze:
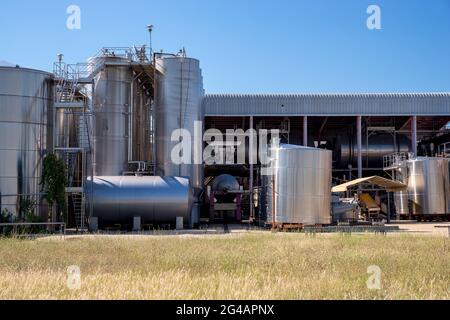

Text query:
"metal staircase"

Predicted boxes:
[[53, 59, 93, 230]]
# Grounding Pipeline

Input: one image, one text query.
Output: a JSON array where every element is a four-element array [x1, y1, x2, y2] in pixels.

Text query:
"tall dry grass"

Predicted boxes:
[[0, 233, 448, 300]]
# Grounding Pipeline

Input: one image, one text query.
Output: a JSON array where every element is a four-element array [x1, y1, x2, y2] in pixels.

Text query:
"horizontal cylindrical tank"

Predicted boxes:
[[335, 134, 411, 169], [0, 67, 53, 216], [89, 56, 132, 176], [86, 176, 193, 225], [211, 174, 240, 193], [268, 144, 332, 225], [211, 174, 240, 203], [407, 157, 449, 215], [155, 55, 204, 193]]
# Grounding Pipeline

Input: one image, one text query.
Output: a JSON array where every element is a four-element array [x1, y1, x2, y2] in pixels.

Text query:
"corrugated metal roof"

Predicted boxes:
[[204, 93, 450, 116]]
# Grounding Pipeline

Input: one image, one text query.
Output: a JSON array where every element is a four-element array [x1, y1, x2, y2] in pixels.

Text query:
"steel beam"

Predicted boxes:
[[357, 116, 363, 178], [412, 116, 418, 156], [303, 116, 308, 146]]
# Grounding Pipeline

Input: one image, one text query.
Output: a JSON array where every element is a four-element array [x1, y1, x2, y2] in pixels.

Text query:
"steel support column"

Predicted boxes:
[[412, 116, 418, 156], [303, 116, 308, 147], [357, 116, 363, 178]]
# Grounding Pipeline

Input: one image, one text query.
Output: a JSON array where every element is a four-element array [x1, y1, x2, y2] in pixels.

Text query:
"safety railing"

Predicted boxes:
[[94, 46, 152, 63], [383, 152, 414, 170]]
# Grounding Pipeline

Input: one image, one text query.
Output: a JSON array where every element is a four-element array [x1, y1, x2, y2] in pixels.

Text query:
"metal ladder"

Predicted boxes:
[[72, 192, 85, 228]]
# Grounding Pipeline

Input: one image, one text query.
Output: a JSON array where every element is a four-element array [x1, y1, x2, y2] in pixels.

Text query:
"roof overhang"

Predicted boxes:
[[332, 176, 407, 193], [204, 93, 450, 116]]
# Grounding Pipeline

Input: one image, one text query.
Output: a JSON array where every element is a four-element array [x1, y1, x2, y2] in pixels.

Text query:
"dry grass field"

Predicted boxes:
[[0, 233, 448, 300]]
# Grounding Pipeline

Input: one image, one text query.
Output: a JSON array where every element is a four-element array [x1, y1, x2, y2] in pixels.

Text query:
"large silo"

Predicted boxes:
[[267, 144, 332, 225], [155, 54, 204, 224], [0, 66, 53, 217], [89, 56, 133, 176]]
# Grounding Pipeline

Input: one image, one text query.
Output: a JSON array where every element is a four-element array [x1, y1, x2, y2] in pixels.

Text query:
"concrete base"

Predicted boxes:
[[190, 203, 200, 228], [176, 217, 184, 230], [89, 217, 98, 232], [133, 217, 141, 232]]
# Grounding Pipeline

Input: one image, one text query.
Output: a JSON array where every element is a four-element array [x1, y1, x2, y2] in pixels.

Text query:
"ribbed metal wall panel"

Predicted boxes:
[[204, 93, 450, 116]]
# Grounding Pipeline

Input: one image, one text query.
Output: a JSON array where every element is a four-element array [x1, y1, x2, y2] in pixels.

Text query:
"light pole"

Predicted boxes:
[[147, 24, 154, 59]]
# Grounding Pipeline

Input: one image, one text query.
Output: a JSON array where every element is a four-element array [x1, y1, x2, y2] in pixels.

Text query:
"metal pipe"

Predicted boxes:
[[412, 116, 418, 156], [357, 116, 363, 178], [303, 116, 308, 146], [129, 77, 134, 162]]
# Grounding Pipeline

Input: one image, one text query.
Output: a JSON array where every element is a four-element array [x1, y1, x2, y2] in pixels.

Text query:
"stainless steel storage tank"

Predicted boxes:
[[155, 54, 204, 192], [86, 176, 193, 225], [0, 66, 53, 216], [88, 56, 132, 176], [394, 166, 410, 216], [444, 158, 450, 214], [407, 157, 449, 215], [394, 191, 410, 216], [268, 144, 332, 225]]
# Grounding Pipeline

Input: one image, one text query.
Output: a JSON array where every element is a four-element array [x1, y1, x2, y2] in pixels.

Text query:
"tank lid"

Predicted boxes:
[[0, 60, 15, 67], [0, 64, 53, 76]]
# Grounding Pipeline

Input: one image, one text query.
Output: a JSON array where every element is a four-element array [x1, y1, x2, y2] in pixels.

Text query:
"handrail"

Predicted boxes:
[[383, 152, 414, 170]]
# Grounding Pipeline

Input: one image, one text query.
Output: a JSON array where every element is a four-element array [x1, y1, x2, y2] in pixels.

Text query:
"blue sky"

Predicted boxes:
[[1, 0, 449, 94]]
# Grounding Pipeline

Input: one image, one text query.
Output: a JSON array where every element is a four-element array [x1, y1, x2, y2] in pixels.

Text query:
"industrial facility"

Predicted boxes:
[[1, 42, 449, 231]]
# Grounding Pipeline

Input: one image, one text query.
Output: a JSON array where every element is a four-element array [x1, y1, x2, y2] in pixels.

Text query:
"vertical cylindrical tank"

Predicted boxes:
[[394, 166, 410, 216], [155, 55, 204, 192], [268, 145, 332, 225], [394, 192, 410, 216], [444, 158, 450, 214], [407, 157, 449, 215], [0, 66, 53, 216], [89, 56, 132, 176]]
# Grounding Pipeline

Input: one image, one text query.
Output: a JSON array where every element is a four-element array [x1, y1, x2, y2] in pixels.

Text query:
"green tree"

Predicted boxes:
[[41, 154, 67, 221]]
